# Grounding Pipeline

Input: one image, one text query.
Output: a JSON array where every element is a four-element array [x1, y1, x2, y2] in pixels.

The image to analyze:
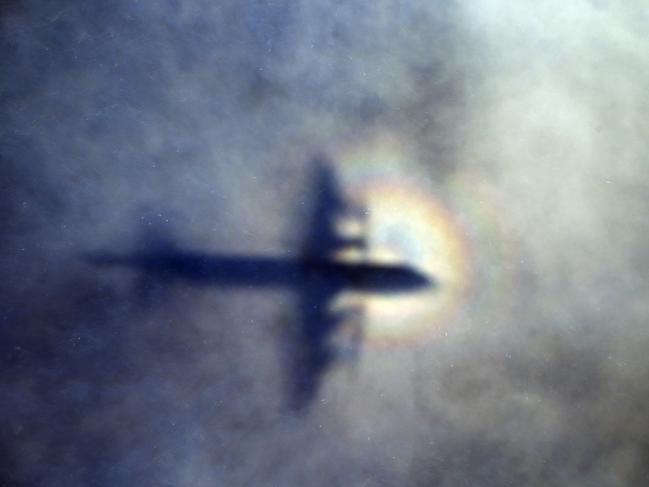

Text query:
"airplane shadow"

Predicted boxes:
[[85, 161, 434, 412]]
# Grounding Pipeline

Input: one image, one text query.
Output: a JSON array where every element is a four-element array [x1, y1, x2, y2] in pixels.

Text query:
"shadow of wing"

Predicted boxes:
[[286, 277, 340, 411], [302, 157, 366, 259]]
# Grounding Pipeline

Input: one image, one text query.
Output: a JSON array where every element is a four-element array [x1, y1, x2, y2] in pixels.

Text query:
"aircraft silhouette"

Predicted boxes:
[[86, 161, 433, 410]]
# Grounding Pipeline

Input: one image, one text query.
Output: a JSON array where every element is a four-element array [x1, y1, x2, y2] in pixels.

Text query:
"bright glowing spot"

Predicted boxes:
[[356, 182, 470, 345], [328, 134, 472, 346]]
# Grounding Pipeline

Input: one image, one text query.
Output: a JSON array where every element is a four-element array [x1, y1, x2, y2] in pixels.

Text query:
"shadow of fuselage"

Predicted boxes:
[[86, 251, 432, 292]]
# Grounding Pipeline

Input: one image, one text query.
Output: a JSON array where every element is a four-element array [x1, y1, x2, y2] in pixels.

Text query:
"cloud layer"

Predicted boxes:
[[2, 1, 648, 485]]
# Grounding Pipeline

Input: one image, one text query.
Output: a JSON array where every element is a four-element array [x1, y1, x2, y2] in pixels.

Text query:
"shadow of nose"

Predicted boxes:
[[415, 271, 436, 289]]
